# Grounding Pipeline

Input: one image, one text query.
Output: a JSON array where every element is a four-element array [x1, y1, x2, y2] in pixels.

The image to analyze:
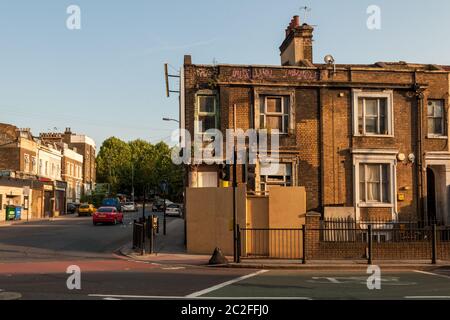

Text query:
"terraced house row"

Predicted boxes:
[[0, 124, 96, 221], [181, 16, 450, 226]]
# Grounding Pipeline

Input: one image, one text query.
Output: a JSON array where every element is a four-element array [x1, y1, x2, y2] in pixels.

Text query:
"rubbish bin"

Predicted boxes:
[[14, 206, 22, 221], [5, 206, 16, 221]]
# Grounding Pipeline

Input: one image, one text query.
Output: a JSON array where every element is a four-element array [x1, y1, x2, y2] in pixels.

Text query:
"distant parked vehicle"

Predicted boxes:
[[78, 204, 96, 217], [93, 207, 124, 225], [165, 203, 182, 217], [122, 202, 137, 212], [67, 203, 78, 214], [152, 199, 174, 212], [102, 198, 122, 212]]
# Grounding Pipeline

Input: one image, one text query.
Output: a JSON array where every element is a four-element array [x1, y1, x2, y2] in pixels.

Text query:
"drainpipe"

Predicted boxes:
[[413, 78, 425, 222]]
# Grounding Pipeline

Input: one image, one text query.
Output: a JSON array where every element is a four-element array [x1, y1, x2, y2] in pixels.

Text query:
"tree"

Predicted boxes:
[[96, 137, 184, 201], [96, 137, 132, 195]]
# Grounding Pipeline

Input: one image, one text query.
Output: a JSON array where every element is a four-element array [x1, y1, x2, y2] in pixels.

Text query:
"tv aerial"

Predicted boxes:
[[300, 6, 312, 23]]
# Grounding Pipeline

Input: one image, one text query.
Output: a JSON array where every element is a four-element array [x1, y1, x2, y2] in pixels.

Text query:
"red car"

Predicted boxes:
[[93, 207, 124, 225]]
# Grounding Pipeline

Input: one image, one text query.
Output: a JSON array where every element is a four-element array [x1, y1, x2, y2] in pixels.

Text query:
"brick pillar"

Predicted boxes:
[[305, 211, 321, 260]]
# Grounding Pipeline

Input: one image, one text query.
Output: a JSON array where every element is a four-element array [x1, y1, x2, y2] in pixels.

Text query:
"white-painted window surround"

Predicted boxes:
[[195, 92, 218, 135], [353, 90, 394, 137], [427, 99, 445, 137], [353, 149, 397, 215]]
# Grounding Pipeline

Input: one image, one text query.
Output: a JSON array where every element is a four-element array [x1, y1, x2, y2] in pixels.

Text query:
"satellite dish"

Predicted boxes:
[[324, 54, 335, 65]]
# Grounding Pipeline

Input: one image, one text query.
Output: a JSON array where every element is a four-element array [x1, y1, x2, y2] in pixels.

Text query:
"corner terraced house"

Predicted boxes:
[[181, 15, 450, 225]]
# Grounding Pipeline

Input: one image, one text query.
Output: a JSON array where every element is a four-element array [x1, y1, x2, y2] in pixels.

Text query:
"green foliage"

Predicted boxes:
[[80, 193, 104, 208], [96, 137, 184, 202]]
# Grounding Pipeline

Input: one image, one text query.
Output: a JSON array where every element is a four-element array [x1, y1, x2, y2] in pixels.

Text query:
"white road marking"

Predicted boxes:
[[0, 292, 22, 300], [311, 277, 341, 283], [89, 294, 310, 300], [405, 296, 450, 299], [103, 297, 122, 300], [162, 267, 185, 270], [413, 270, 450, 280], [186, 270, 269, 298]]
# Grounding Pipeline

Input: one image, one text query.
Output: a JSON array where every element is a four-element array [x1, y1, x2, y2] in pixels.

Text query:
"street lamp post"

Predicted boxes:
[[131, 163, 135, 203], [160, 180, 168, 236]]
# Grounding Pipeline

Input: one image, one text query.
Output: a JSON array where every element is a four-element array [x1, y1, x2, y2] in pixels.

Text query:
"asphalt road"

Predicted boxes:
[[0, 209, 168, 262], [1, 213, 450, 301]]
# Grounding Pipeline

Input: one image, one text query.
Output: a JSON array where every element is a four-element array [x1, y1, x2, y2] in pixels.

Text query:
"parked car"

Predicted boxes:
[[93, 207, 124, 225], [165, 203, 182, 217], [102, 198, 122, 212], [78, 204, 96, 217], [122, 202, 137, 212], [152, 199, 174, 212], [67, 203, 79, 214]]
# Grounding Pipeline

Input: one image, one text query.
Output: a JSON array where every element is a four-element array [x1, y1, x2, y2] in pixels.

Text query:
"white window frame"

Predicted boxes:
[[353, 90, 394, 137], [195, 93, 218, 135], [254, 88, 295, 135], [359, 163, 390, 204], [259, 162, 293, 193], [260, 96, 290, 134], [353, 150, 398, 221], [31, 156, 37, 174], [24, 154, 30, 172], [427, 99, 446, 138]]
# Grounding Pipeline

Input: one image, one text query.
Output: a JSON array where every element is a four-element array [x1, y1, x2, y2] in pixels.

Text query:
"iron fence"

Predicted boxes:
[[237, 219, 450, 264], [132, 220, 146, 253], [309, 218, 450, 263], [132, 216, 158, 255]]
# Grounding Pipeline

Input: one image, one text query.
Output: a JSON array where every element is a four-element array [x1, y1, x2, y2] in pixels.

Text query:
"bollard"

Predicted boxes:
[[432, 224, 437, 264], [368, 225, 373, 265], [236, 225, 241, 263], [302, 224, 307, 264]]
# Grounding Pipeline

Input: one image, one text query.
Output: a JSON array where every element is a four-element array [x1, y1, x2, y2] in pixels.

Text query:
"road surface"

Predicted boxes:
[[1, 213, 450, 300]]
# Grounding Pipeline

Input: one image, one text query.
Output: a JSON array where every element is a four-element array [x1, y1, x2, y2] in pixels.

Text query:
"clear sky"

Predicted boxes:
[[1, 0, 449, 148]]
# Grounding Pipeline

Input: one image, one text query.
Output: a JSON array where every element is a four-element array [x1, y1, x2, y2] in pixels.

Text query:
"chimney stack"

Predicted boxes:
[[279, 15, 314, 66]]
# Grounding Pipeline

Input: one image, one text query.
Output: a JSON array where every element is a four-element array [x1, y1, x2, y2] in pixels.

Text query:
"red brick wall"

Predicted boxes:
[[184, 63, 450, 217]]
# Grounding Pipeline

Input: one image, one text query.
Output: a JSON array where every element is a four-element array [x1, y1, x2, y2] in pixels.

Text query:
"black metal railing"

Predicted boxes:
[[309, 218, 449, 264], [132, 220, 146, 254], [132, 216, 159, 255]]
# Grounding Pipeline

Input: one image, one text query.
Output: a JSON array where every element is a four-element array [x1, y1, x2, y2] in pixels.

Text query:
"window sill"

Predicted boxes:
[[354, 134, 394, 138], [426, 135, 447, 140], [258, 130, 289, 136], [358, 203, 393, 208]]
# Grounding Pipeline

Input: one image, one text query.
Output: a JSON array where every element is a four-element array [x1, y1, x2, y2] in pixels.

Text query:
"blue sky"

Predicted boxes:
[[1, 0, 449, 148]]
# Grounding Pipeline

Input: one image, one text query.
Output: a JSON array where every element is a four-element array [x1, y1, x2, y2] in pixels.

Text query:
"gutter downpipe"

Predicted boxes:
[[413, 73, 426, 223]]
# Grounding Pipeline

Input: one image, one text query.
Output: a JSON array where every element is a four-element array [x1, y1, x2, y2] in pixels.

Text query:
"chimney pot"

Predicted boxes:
[[280, 15, 314, 66]]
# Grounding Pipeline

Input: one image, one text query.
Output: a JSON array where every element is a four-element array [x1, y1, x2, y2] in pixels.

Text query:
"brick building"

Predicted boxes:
[[0, 123, 67, 219], [40, 128, 96, 196], [61, 145, 83, 204], [181, 16, 450, 225], [0, 124, 38, 178]]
